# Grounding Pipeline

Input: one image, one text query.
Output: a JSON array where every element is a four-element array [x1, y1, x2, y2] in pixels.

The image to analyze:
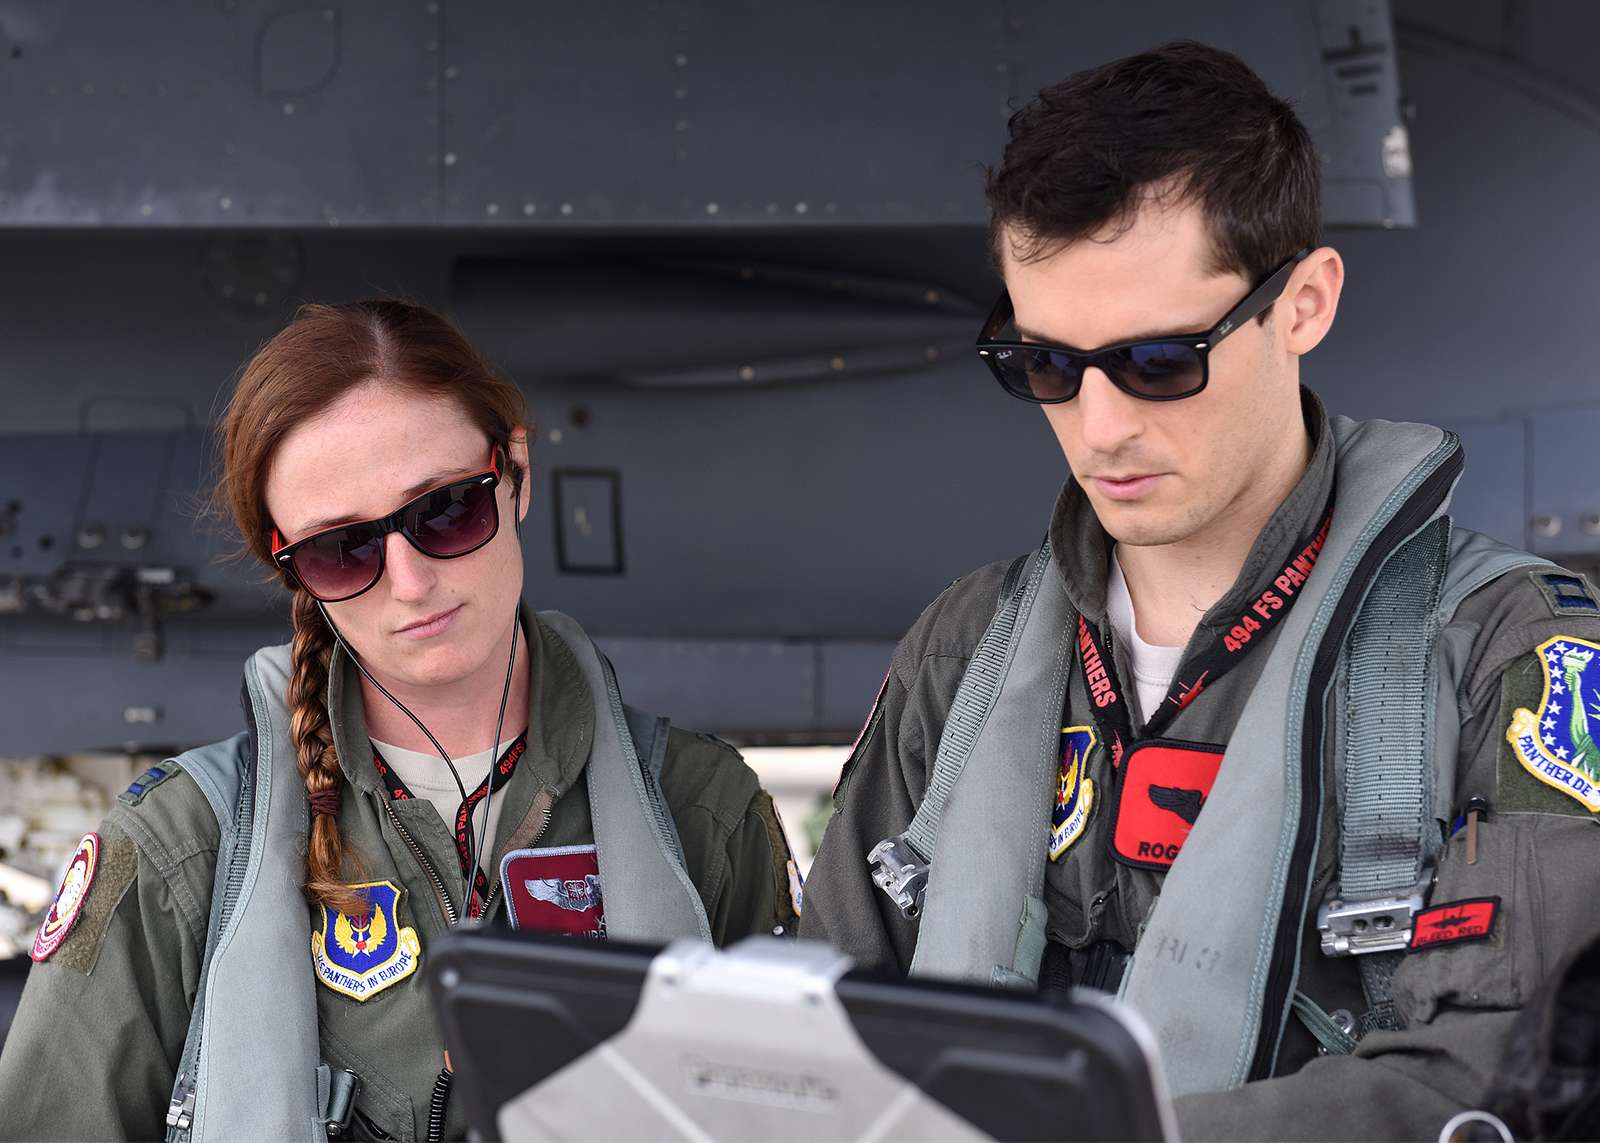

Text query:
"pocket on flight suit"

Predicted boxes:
[[1390, 814, 1598, 1024]]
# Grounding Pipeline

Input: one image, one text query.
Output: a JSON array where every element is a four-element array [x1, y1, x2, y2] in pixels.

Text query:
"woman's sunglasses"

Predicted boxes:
[[271, 449, 504, 603], [975, 249, 1310, 404]]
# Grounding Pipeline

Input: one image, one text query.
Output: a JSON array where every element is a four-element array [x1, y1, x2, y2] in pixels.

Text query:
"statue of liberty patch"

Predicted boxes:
[[311, 880, 421, 1000], [1050, 726, 1097, 860], [1505, 636, 1600, 812]]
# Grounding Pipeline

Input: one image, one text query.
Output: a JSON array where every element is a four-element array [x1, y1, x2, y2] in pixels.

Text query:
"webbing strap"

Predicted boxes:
[[903, 543, 1048, 862], [1339, 516, 1451, 898], [1334, 516, 1451, 1029], [1290, 991, 1358, 1057]]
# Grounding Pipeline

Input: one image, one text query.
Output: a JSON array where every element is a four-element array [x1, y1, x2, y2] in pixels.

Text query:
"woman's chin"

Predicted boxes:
[[379, 645, 478, 691]]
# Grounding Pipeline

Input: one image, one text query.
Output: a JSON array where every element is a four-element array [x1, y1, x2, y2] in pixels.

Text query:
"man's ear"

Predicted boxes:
[[1280, 246, 1344, 356]]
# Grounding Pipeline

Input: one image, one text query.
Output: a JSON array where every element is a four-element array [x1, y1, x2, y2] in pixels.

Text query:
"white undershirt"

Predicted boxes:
[[370, 737, 520, 878], [1106, 551, 1187, 724]]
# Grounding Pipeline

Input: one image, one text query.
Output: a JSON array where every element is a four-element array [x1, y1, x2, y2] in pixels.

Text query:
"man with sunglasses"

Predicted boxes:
[[802, 41, 1600, 1140]]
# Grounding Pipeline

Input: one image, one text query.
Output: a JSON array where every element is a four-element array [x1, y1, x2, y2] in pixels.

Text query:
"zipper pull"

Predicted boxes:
[[166, 1072, 196, 1140], [1464, 794, 1489, 866]]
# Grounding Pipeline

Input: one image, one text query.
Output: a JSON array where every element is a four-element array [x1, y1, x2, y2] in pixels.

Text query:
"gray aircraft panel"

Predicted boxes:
[[439, 1, 1008, 226], [0, 1, 439, 226], [0, 1, 1414, 230]]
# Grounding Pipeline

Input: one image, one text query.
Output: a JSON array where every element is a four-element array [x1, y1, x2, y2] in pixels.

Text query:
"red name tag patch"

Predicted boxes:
[[1110, 741, 1224, 870], [500, 844, 605, 938], [1410, 897, 1499, 951]]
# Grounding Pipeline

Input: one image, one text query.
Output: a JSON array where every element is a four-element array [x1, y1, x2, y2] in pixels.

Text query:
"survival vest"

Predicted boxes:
[[162, 610, 710, 1142], [868, 416, 1551, 1097]]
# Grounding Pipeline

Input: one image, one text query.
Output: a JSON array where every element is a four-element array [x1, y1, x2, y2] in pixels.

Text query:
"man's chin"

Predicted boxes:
[[1089, 498, 1199, 548]]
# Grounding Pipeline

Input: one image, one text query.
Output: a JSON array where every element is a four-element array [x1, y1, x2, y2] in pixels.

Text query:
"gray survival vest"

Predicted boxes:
[[162, 610, 711, 1143], [868, 417, 1552, 1097]]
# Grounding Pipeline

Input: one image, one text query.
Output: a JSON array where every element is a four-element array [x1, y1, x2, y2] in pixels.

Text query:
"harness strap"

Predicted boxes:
[[868, 546, 1049, 917], [1341, 517, 1452, 899], [1323, 517, 1450, 1031], [906, 546, 1045, 864]]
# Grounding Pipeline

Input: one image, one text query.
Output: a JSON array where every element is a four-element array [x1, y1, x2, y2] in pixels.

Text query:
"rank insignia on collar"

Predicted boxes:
[[501, 844, 605, 938], [1505, 636, 1600, 812], [31, 832, 99, 962], [1050, 727, 1097, 861], [311, 880, 421, 1001]]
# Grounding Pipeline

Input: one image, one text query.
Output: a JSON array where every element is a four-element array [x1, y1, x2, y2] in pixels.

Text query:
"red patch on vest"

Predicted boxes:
[[500, 844, 605, 937], [1109, 741, 1224, 870], [1410, 897, 1499, 950]]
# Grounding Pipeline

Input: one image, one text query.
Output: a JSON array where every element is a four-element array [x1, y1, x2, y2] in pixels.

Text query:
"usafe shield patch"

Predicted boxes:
[[31, 833, 99, 961], [1110, 741, 1225, 870], [311, 880, 421, 1001], [1050, 726, 1097, 861], [1410, 897, 1500, 951], [501, 844, 605, 937], [1503, 635, 1600, 812]]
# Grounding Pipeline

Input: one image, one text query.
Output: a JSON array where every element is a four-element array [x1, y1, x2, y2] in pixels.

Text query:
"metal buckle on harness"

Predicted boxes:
[[866, 834, 929, 920], [1317, 868, 1436, 957]]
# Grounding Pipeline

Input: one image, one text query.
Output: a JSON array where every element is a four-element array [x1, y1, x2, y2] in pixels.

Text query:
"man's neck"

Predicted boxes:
[[358, 621, 532, 759], [1116, 433, 1313, 649]]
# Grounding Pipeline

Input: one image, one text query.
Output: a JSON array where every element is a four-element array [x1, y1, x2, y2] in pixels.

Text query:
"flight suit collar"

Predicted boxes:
[[1048, 387, 1335, 644], [325, 607, 596, 802]]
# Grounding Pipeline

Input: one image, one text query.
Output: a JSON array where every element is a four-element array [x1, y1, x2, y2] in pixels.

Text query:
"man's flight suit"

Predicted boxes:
[[0, 615, 799, 1142], [803, 396, 1600, 1140]]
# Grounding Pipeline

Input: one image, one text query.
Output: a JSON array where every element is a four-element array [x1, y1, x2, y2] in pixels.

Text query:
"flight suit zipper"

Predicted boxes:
[[382, 782, 557, 929], [478, 786, 555, 922], [382, 798, 459, 928]]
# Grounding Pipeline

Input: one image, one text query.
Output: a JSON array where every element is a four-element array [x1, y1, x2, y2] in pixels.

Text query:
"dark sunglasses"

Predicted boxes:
[[975, 249, 1310, 404], [271, 449, 504, 603]]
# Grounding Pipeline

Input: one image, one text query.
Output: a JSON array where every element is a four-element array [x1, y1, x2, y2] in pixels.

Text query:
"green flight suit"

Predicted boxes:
[[803, 397, 1600, 1140], [0, 614, 798, 1142]]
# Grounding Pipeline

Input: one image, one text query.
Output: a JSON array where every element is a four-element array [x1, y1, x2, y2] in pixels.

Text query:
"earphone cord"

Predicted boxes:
[[318, 602, 521, 924], [472, 614, 520, 918]]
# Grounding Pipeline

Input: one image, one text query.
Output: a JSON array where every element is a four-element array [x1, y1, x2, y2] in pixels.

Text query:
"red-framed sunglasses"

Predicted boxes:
[[271, 448, 504, 603]]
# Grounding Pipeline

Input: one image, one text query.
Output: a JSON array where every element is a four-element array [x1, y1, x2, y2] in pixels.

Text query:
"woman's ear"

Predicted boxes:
[[508, 427, 531, 527]]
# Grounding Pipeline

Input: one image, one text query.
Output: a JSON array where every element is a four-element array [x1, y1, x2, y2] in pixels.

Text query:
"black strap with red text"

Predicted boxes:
[[1076, 502, 1334, 766], [373, 734, 528, 917]]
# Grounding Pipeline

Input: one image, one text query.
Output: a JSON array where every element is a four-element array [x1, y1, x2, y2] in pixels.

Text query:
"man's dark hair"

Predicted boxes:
[[986, 41, 1320, 286]]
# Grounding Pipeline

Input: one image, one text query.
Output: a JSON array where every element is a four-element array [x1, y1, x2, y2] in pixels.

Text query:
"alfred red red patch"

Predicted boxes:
[[500, 844, 605, 938], [1110, 741, 1224, 870], [1410, 897, 1499, 950]]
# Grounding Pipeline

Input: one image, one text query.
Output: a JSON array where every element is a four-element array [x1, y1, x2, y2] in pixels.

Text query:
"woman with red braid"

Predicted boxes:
[[0, 299, 798, 1142]]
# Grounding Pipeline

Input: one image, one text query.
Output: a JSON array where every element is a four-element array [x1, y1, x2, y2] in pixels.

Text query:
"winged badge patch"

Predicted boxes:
[[501, 844, 607, 937]]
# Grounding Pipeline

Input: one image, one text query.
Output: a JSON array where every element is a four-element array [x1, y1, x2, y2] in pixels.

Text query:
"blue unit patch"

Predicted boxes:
[[311, 880, 422, 1001], [1050, 726, 1097, 860], [1504, 636, 1600, 812]]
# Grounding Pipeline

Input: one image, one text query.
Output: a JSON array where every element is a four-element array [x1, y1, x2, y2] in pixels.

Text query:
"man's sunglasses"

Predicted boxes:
[[975, 249, 1310, 404], [271, 449, 504, 603]]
